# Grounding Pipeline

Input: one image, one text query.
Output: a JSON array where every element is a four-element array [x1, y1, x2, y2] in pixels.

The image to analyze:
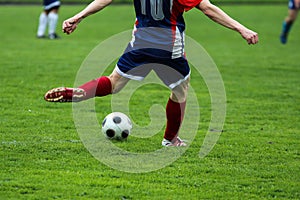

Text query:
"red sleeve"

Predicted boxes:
[[177, 0, 203, 11]]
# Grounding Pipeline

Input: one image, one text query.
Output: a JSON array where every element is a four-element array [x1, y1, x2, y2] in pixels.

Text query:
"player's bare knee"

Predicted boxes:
[[174, 78, 190, 102], [107, 76, 120, 94], [109, 72, 129, 94], [111, 85, 122, 94], [171, 85, 189, 103], [170, 90, 188, 103]]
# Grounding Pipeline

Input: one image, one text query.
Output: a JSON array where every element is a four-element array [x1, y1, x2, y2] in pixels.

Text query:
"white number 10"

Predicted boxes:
[[140, 0, 169, 21]]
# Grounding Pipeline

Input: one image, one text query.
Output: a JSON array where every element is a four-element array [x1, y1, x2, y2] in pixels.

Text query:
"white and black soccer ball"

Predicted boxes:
[[102, 112, 132, 140]]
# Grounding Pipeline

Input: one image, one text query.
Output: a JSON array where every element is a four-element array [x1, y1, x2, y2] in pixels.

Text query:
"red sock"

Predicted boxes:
[[79, 76, 112, 99], [164, 98, 186, 141]]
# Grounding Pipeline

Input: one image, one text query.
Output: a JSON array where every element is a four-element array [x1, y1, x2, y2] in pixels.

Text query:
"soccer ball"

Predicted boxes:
[[102, 112, 132, 140]]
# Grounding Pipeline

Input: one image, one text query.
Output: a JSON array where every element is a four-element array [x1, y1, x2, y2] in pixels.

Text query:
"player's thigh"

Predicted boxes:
[[50, 7, 59, 13], [170, 77, 190, 103], [287, 9, 298, 20]]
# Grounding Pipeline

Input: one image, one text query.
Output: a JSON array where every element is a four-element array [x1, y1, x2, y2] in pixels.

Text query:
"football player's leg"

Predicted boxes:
[[48, 7, 60, 39], [281, 9, 298, 44], [162, 77, 190, 146], [78, 76, 112, 99], [44, 76, 112, 102], [78, 68, 129, 98], [44, 69, 130, 102], [37, 11, 48, 38], [109, 68, 130, 94]]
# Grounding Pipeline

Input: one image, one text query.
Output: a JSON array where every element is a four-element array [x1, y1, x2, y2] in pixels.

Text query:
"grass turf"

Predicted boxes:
[[0, 4, 299, 199]]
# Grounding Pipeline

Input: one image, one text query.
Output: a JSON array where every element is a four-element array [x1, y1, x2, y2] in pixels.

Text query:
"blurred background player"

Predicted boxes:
[[37, 0, 61, 39], [280, 0, 300, 44], [44, 0, 258, 146]]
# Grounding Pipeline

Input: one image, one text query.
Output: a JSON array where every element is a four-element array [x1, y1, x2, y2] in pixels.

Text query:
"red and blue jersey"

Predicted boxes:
[[126, 0, 202, 59], [117, 0, 202, 88], [134, 0, 186, 31]]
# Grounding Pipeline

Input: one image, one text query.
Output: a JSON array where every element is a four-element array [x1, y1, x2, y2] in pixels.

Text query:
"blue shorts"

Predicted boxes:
[[116, 48, 190, 89], [43, 0, 61, 11], [288, 0, 299, 9]]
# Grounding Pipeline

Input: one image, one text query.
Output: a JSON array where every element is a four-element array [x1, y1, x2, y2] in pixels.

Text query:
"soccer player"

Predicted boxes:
[[280, 0, 300, 44], [37, 0, 61, 39], [44, 0, 258, 146]]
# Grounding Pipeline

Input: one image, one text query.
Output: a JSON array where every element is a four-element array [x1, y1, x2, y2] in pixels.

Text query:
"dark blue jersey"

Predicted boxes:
[[134, 0, 186, 32], [117, 0, 202, 87], [128, 0, 187, 59]]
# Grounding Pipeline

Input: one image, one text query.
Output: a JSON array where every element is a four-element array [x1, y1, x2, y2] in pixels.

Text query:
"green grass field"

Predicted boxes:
[[1, 4, 300, 199]]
